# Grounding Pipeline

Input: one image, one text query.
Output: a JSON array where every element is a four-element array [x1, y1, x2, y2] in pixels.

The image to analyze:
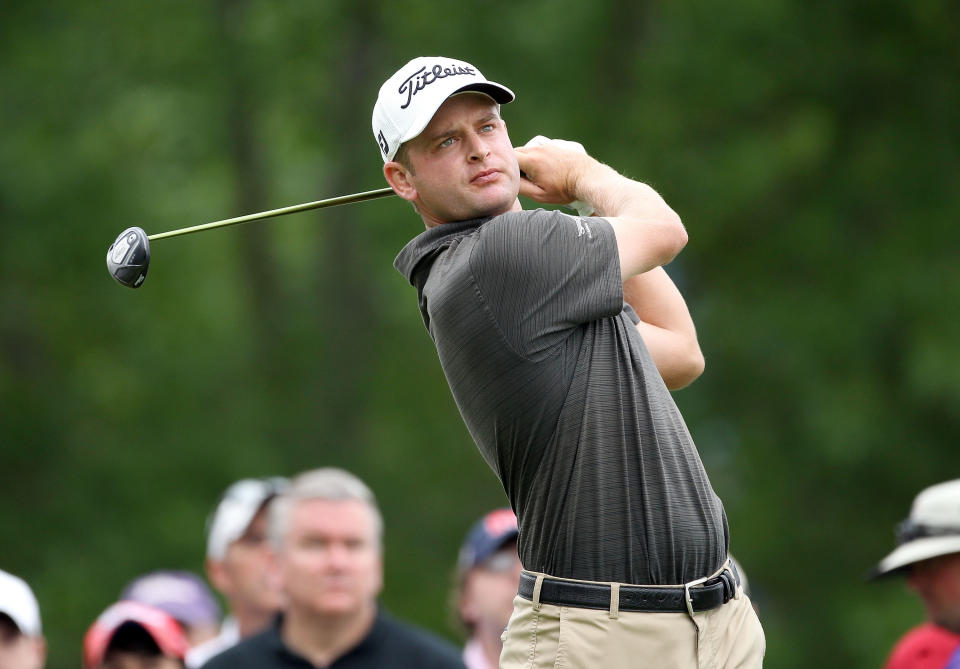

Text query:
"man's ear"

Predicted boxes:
[[383, 162, 418, 202], [205, 557, 230, 594]]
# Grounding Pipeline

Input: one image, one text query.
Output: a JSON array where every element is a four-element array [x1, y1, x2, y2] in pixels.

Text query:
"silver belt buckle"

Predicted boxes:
[[683, 574, 709, 617]]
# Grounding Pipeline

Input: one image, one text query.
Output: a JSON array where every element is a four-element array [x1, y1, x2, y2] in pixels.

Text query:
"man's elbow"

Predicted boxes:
[[666, 344, 705, 390], [658, 212, 688, 266], [674, 213, 688, 251]]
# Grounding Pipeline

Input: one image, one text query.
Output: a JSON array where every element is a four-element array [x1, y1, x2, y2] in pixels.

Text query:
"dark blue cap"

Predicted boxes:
[[457, 508, 519, 573]]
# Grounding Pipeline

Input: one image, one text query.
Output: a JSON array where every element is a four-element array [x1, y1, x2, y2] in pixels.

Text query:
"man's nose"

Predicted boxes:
[[467, 134, 490, 162], [325, 543, 353, 568], [906, 567, 926, 592]]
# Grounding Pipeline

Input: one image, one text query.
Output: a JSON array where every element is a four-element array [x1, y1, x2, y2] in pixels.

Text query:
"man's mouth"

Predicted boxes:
[[471, 169, 500, 184]]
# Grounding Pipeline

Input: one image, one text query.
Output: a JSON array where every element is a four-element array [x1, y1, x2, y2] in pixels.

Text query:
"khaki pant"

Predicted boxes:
[[500, 569, 765, 669]]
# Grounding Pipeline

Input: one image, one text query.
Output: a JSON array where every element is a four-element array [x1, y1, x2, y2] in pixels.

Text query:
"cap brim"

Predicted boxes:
[[871, 536, 960, 578], [396, 82, 516, 150], [83, 603, 188, 668], [458, 529, 519, 573], [455, 82, 514, 105], [207, 481, 283, 558]]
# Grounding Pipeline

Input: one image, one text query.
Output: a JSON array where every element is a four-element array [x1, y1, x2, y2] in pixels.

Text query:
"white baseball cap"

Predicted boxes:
[[372, 56, 515, 162], [872, 479, 960, 577], [0, 568, 42, 636], [206, 477, 289, 560]]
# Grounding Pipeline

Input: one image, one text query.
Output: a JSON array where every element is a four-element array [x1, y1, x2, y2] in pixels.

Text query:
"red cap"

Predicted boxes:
[[83, 600, 189, 668], [884, 623, 960, 669]]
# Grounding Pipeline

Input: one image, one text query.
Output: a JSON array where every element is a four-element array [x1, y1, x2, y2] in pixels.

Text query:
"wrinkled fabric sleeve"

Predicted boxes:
[[471, 209, 623, 359]]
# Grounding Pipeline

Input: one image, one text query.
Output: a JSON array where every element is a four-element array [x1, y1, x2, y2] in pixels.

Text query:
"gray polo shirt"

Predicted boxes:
[[395, 209, 728, 585]]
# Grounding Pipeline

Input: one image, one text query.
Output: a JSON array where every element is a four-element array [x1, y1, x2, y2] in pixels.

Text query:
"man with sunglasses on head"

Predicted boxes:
[[199, 467, 464, 669], [187, 477, 289, 668], [871, 479, 960, 669]]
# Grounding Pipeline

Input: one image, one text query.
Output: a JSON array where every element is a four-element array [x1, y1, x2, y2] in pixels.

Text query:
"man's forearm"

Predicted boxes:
[[574, 162, 673, 225], [515, 144, 687, 279], [571, 161, 687, 280]]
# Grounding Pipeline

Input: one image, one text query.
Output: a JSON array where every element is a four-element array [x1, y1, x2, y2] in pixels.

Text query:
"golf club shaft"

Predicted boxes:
[[147, 187, 396, 241]]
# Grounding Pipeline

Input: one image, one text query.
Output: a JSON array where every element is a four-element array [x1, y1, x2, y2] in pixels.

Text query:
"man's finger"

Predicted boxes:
[[518, 178, 547, 200]]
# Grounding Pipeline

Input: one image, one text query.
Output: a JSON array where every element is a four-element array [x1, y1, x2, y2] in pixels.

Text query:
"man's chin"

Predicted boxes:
[[473, 192, 521, 218], [933, 612, 960, 634], [309, 594, 364, 617]]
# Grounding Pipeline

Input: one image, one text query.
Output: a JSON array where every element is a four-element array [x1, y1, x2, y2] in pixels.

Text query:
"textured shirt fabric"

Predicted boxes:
[[462, 638, 496, 669], [199, 609, 465, 669], [884, 623, 960, 669], [186, 617, 240, 668], [395, 209, 728, 585]]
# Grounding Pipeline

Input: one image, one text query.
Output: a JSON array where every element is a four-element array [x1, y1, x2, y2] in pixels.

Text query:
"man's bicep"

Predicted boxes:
[[609, 215, 683, 280], [473, 213, 623, 348]]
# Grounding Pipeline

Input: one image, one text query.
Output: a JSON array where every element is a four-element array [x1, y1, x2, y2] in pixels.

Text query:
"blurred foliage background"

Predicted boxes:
[[1, 1, 958, 667]]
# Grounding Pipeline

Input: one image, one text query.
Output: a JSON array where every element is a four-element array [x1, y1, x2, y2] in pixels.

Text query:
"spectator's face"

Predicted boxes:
[[459, 542, 522, 636], [0, 617, 45, 669], [279, 498, 382, 618], [908, 552, 960, 632], [100, 650, 182, 669], [210, 506, 285, 615]]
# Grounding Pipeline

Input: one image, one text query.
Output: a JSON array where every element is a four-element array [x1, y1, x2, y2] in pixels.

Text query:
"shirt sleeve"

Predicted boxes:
[[470, 209, 623, 359]]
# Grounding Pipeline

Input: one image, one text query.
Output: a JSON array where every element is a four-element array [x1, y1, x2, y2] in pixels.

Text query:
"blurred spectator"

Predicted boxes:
[[188, 477, 289, 668], [121, 570, 221, 648], [454, 509, 521, 669], [871, 479, 960, 668], [83, 600, 188, 669], [200, 467, 465, 669], [0, 568, 46, 669], [729, 555, 751, 598]]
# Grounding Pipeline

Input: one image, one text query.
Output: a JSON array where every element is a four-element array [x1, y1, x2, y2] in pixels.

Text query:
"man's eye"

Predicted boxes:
[[439, 137, 455, 148], [480, 124, 494, 133]]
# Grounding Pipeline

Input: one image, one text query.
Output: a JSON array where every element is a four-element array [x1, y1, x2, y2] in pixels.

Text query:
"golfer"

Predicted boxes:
[[374, 56, 765, 668]]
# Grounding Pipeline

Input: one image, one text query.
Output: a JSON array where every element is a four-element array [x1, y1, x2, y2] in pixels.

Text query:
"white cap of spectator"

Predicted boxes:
[[873, 479, 960, 577], [0, 569, 41, 637], [206, 477, 289, 560]]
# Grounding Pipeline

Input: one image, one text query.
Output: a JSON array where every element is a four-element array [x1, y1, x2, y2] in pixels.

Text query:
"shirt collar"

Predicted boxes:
[[269, 608, 388, 665], [393, 217, 490, 285]]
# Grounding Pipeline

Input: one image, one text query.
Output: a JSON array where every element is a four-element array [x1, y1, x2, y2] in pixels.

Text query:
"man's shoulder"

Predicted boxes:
[[186, 620, 240, 668], [475, 208, 610, 254], [199, 626, 280, 669], [373, 611, 465, 668], [483, 208, 581, 232]]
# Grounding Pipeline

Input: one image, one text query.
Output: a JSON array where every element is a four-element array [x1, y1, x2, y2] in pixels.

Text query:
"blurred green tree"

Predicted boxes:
[[1, 1, 957, 667]]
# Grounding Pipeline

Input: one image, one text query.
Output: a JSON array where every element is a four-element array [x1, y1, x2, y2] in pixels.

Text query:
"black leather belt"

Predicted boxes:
[[518, 564, 739, 615]]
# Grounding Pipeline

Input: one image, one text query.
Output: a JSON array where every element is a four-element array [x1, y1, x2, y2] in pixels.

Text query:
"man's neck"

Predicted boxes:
[[421, 198, 523, 229], [475, 623, 505, 668], [233, 603, 277, 638], [281, 602, 377, 667]]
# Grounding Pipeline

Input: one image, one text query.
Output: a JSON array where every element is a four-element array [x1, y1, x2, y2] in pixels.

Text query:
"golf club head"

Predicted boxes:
[[106, 227, 150, 288]]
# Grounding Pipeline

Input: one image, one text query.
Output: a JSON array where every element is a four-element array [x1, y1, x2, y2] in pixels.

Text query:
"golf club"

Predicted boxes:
[[106, 187, 396, 288]]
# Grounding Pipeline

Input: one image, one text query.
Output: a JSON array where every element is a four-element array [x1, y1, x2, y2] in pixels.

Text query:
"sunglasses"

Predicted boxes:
[[896, 519, 960, 545]]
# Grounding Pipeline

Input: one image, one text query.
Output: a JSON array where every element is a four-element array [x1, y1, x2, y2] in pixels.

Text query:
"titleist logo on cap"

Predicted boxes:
[[397, 63, 477, 109]]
